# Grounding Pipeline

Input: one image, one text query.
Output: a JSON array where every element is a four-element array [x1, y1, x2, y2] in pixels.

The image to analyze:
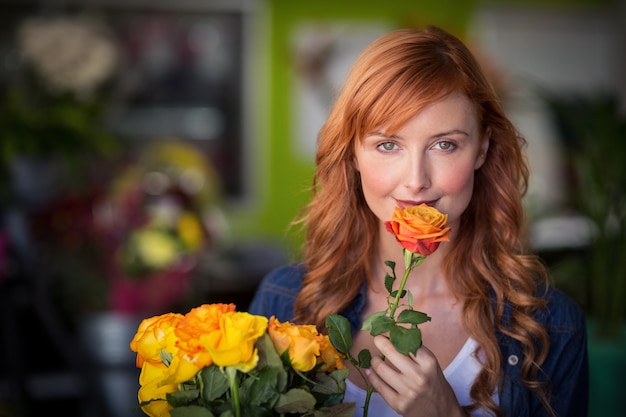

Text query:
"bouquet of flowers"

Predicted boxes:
[[130, 303, 355, 417], [89, 140, 222, 314]]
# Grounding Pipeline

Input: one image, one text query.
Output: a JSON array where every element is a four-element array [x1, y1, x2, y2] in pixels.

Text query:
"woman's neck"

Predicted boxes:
[[374, 226, 452, 296]]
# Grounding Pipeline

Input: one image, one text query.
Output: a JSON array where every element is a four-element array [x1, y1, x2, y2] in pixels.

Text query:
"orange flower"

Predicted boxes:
[[317, 334, 346, 372], [267, 317, 321, 372], [174, 303, 236, 367], [384, 204, 451, 256]]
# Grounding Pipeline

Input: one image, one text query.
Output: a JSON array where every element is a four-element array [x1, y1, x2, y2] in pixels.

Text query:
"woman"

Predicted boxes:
[[248, 26, 587, 417]]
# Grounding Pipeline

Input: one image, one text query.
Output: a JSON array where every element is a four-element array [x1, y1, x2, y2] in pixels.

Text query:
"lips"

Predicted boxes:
[[395, 199, 437, 209]]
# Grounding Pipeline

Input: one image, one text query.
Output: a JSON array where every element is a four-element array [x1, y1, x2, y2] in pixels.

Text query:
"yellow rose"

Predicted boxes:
[[131, 313, 201, 389], [138, 370, 178, 417], [175, 303, 236, 368], [202, 311, 268, 372], [384, 204, 451, 256], [267, 317, 321, 372], [317, 334, 346, 372], [130, 313, 184, 368]]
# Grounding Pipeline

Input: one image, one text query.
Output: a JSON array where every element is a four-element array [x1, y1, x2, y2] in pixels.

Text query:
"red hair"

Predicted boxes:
[[292, 26, 551, 416]]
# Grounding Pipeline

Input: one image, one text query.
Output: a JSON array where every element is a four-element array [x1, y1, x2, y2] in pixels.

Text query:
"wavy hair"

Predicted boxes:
[[292, 26, 552, 417]]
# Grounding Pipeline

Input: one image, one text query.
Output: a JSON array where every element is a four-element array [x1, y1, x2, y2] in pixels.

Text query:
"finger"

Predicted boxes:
[[370, 340, 422, 393], [366, 358, 404, 402], [373, 335, 426, 371]]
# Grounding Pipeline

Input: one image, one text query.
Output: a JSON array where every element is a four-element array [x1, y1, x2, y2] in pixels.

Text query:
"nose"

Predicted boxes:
[[404, 152, 431, 192]]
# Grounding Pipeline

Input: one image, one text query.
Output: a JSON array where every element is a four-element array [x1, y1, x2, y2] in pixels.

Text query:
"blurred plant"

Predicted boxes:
[[543, 92, 626, 341], [44, 140, 226, 316], [0, 14, 121, 203]]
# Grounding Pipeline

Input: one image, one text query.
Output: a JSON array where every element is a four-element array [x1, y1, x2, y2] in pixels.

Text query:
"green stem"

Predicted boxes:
[[363, 386, 375, 417], [226, 367, 240, 417], [389, 267, 411, 318], [389, 253, 424, 318]]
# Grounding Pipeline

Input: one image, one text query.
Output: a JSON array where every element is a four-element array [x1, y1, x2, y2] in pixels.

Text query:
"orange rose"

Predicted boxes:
[[267, 317, 321, 372], [316, 334, 346, 372], [174, 303, 236, 367], [385, 204, 451, 256]]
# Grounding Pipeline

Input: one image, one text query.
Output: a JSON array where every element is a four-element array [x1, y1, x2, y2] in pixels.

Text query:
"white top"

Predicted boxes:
[[343, 338, 498, 417]]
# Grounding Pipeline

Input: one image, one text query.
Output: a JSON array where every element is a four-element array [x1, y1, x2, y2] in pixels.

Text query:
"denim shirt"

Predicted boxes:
[[248, 263, 589, 417]]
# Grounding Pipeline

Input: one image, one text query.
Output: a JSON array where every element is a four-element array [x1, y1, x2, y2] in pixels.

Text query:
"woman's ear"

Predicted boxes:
[[474, 128, 491, 170]]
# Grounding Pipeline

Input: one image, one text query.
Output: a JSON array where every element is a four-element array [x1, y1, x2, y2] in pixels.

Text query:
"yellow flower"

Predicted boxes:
[[177, 212, 203, 250], [130, 313, 183, 368], [131, 313, 200, 383], [138, 369, 177, 417], [203, 312, 268, 372], [131, 228, 180, 269], [267, 317, 321, 372], [131, 305, 351, 417]]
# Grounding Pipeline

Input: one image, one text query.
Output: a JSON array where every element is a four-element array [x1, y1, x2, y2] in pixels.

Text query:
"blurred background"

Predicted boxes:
[[0, 0, 624, 416]]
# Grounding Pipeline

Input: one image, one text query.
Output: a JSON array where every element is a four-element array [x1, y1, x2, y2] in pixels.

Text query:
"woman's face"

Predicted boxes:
[[354, 91, 489, 233]]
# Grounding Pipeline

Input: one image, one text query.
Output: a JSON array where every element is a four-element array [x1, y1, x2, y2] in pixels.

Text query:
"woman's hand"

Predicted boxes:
[[368, 335, 467, 417]]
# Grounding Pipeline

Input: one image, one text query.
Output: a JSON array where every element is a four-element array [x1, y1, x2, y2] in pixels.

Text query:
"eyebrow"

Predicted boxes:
[[432, 129, 470, 138], [369, 129, 470, 139]]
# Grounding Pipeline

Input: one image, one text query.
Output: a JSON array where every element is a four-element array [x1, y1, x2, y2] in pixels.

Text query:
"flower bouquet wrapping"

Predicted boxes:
[[130, 303, 355, 417]]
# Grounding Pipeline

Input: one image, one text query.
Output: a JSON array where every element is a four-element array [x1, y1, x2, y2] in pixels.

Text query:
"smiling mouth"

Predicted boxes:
[[395, 199, 437, 209]]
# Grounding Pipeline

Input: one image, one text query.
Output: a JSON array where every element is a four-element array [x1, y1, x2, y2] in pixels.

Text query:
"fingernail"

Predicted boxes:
[[365, 368, 371, 376]]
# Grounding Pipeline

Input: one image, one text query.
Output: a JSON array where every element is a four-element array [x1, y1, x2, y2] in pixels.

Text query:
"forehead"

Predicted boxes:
[[370, 92, 479, 136]]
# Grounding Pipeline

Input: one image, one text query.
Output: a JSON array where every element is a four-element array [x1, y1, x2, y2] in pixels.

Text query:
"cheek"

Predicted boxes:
[[359, 163, 399, 197], [438, 162, 476, 197]]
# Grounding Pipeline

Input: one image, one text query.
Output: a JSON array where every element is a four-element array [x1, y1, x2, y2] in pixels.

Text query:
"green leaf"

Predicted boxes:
[[389, 325, 423, 356], [361, 311, 386, 332], [171, 405, 216, 417], [396, 309, 431, 325], [239, 404, 271, 417], [369, 315, 395, 336], [167, 389, 200, 407], [407, 291, 414, 308], [274, 388, 317, 414], [389, 289, 407, 299], [384, 274, 395, 293], [384, 261, 396, 293], [313, 402, 357, 417], [200, 365, 230, 401], [329, 368, 349, 386], [357, 349, 372, 368], [310, 373, 335, 393], [247, 366, 280, 406], [255, 333, 288, 391], [326, 314, 353, 353], [306, 368, 349, 408], [384, 260, 396, 270]]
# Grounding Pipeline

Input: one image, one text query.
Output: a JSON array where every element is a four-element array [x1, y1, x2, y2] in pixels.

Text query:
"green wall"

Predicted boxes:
[[225, 0, 609, 247]]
